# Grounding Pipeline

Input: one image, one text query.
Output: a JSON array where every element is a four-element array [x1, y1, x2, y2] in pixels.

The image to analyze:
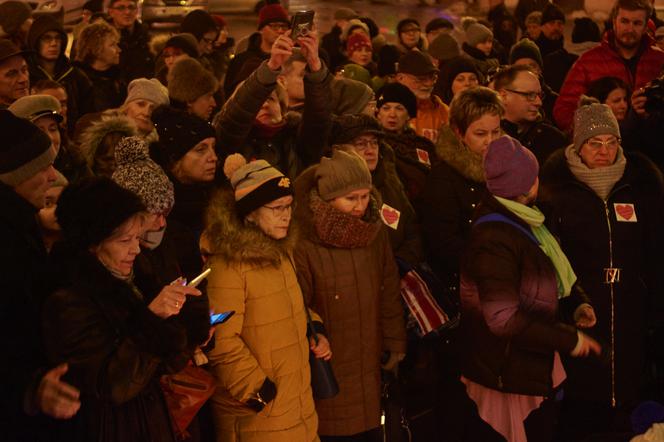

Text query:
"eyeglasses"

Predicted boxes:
[[110, 4, 137, 11], [267, 23, 290, 31], [353, 137, 379, 151], [505, 88, 544, 102], [406, 73, 438, 85], [586, 137, 620, 150], [263, 202, 294, 217]]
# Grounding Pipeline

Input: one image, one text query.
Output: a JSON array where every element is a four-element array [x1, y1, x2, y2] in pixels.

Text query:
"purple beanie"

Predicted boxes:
[[484, 135, 539, 199]]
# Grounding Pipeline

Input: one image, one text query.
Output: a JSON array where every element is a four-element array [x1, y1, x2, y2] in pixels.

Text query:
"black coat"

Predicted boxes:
[[43, 249, 187, 442], [74, 62, 127, 113], [222, 33, 269, 98], [0, 183, 56, 441], [118, 22, 155, 82], [501, 118, 568, 167], [543, 48, 578, 93], [539, 149, 664, 405], [535, 34, 565, 58]]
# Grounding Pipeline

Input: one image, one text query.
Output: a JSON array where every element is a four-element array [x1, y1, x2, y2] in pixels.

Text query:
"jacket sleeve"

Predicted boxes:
[[215, 61, 279, 155], [295, 65, 332, 168], [292, 244, 324, 330], [467, 228, 578, 354], [554, 56, 590, 132], [379, 229, 408, 354], [206, 265, 268, 402]]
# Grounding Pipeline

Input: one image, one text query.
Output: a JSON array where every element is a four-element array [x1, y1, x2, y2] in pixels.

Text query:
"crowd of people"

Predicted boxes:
[[2, 0, 664, 441]]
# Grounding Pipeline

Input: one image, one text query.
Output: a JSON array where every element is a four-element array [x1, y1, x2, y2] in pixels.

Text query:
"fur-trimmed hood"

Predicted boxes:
[[435, 124, 485, 183], [203, 188, 297, 267]]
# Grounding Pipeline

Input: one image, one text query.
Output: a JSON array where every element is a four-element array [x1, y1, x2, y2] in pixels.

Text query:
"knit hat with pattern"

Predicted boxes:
[[316, 149, 372, 201], [112, 136, 174, 214], [484, 135, 539, 198], [346, 32, 372, 56], [573, 96, 620, 153]]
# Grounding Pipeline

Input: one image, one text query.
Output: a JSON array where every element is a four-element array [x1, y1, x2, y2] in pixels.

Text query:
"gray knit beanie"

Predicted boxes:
[[573, 96, 620, 153], [466, 23, 493, 47], [112, 136, 174, 214], [316, 150, 372, 201], [125, 78, 170, 107]]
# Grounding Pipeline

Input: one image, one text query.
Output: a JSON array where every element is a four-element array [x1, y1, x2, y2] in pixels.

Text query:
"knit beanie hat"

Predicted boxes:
[[466, 23, 493, 47], [125, 78, 169, 107], [397, 50, 437, 76], [426, 17, 454, 34], [340, 63, 372, 86], [0, 1, 31, 36], [330, 78, 374, 116], [9, 94, 63, 123], [525, 11, 542, 26], [56, 177, 146, 250], [168, 58, 218, 104], [377, 44, 400, 76], [151, 105, 216, 167], [571, 17, 600, 43], [541, 3, 565, 25], [0, 110, 55, 187], [573, 96, 620, 153], [316, 149, 372, 201], [223, 154, 292, 218], [164, 33, 200, 58], [484, 135, 539, 199], [428, 33, 460, 62], [112, 136, 174, 214], [376, 83, 417, 118], [346, 32, 372, 56], [330, 114, 383, 146], [509, 38, 543, 68], [397, 18, 420, 35], [258, 4, 289, 30], [180, 9, 218, 41], [334, 7, 358, 21]]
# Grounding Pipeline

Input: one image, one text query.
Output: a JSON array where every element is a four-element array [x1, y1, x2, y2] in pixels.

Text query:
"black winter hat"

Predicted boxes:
[[376, 83, 417, 118], [571, 17, 600, 44], [509, 38, 543, 68], [180, 9, 218, 41], [541, 3, 565, 25], [377, 44, 400, 77], [426, 17, 454, 34], [440, 56, 481, 104], [27, 15, 67, 55], [330, 114, 383, 146], [56, 177, 146, 250], [151, 105, 216, 168]]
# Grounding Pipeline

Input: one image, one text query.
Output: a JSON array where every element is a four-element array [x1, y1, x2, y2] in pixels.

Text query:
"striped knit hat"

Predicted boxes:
[[224, 154, 293, 217]]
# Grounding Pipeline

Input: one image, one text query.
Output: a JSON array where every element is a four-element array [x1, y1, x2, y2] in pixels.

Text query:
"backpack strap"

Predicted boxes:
[[474, 213, 539, 245]]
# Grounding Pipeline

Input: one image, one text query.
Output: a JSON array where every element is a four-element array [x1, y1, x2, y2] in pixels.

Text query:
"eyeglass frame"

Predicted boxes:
[[402, 72, 438, 85], [504, 88, 544, 102], [585, 136, 621, 150], [110, 3, 137, 11], [262, 202, 295, 217], [352, 135, 380, 151]]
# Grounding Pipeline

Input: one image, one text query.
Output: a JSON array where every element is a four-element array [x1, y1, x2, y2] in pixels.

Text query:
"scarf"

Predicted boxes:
[[565, 144, 626, 201], [495, 196, 576, 298]]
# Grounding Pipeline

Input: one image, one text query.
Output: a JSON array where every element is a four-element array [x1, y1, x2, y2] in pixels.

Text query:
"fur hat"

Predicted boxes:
[[571, 17, 600, 44], [484, 135, 539, 199], [346, 32, 372, 56], [376, 83, 417, 118], [316, 149, 372, 201], [112, 136, 174, 214], [397, 50, 437, 76], [167, 58, 218, 104], [258, 4, 289, 30], [509, 38, 543, 68], [0, 1, 31, 37], [428, 33, 460, 62], [426, 17, 454, 34], [541, 3, 565, 25], [330, 114, 383, 146], [151, 105, 216, 167], [0, 110, 54, 187], [163, 33, 200, 58], [573, 96, 620, 153], [56, 177, 146, 250], [330, 78, 374, 116], [334, 7, 358, 21], [9, 94, 63, 123], [224, 154, 292, 218], [180, 9, 218, 41], [466, 23, 493, 47], [125, 78, 169, 107]]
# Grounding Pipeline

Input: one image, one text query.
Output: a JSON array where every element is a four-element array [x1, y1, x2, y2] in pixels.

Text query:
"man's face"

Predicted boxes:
[[526, 22, 541, 40], [541, 20, 564, 40], [613, 8, 648, 50], [261, 22, 289, 49], [499, 71, 543, 124], [0, 56, 29, 106], [396, 72, 437, 100], [14, 163, 57, 209], [38, 31, 62, 61], [108, 0, 138, 29], [279, 60, 306, 104], [399, 24, 421, 49]]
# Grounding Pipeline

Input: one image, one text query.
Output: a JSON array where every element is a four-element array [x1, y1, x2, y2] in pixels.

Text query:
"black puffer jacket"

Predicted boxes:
[[118, 21, 155, 82], [539, 148, 664, 405], [501, 118, 567, 168]]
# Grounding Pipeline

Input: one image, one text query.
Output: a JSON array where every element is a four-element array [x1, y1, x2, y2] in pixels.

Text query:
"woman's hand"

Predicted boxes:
[[36, 363, 81, 419], [310, 334, 332, 360], [148, 284, 201, 319], [574, 303, 597, 328], [267, 32, 294, 71], [570, 331, 602, 357], [297, 28, 321, 72]]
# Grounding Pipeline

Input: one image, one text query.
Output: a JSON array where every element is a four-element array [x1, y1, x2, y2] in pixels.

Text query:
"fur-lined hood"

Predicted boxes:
[[435, 124, 485, 183], [203, 188, 297, 267]]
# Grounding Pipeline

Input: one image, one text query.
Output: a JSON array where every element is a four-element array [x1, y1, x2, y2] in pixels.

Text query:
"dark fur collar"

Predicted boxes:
[[434, 125, 485, 183]]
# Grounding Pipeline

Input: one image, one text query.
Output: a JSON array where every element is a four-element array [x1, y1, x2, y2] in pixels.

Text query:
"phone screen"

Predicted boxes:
[[210, 311, 235, 325], [291, 10, 315, 39]]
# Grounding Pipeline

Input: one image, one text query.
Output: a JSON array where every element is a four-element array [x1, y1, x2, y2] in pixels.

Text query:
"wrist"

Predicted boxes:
[[570, 331, 584, 356]]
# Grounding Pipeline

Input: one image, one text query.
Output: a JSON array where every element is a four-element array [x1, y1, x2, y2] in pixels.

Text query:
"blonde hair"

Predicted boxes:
[[449, 86, 504, 135], [75, 21, 119, 66]]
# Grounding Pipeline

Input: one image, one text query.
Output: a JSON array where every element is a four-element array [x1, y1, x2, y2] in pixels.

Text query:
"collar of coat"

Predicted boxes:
[[601, 29, 653, 61], [434, 124, 485, 183]]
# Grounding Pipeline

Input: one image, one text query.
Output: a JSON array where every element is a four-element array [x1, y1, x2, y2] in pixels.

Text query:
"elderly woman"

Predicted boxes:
[[203, 154, 321, 441], [539, 97, 664, 441], [293, 150, 407, 441], [43, 177, 202, 441]]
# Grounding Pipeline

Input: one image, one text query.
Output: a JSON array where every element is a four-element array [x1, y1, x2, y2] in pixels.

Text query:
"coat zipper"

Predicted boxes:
[[602, 200, 617, 408]]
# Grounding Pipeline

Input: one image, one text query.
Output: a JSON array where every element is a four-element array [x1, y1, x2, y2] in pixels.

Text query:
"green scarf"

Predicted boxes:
[[495, 196, 576, 298]]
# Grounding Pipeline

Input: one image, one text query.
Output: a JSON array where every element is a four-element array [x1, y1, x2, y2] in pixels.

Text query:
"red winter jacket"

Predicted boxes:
[[553, 32, 664, 131]]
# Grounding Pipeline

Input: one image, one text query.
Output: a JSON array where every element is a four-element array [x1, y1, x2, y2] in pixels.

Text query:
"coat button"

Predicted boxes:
[[471, 203, 476, 208], [470, 187, 475, 192], [468, 219, 472, 223]]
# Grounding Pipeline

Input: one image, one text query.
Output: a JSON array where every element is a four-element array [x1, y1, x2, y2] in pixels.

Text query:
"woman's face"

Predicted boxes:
[[348, 134, 380, 171], [579, 134, 619, 169], [451, 72, 479, 99], [475, 39, 493, 56], [349, 46, 372, 66], [91, 215, 144, 277], [172, 137, 218, 183], [97, 35, 121, 67], [163, 47, 188, 71], [247, 195, 293, 240], [33, 115, 61, 155], [459, 113, 502, 156], [125, 99, 157, 134], [605, 87, 628, 121], [188, 92, 217, 121], [329, 187, 371, 217], [37, 185, 64, 232], [376, 102, 410, 133], [256, 90, 283, 126]]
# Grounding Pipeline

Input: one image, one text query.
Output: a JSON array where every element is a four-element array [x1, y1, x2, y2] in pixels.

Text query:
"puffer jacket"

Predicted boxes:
[[501, 118, 568, 167], [293, 166, 407, 437], [539, 148, 664, 406], [410, 95, 449, 143], [204, 190, 319, 442], [215, 61, 332, 180], [554, 32, 664, 131]]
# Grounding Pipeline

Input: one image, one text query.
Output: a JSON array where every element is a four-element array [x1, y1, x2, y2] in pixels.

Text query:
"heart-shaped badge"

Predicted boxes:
[[614, 203, 637, 222], [380, 204, 401, 230]]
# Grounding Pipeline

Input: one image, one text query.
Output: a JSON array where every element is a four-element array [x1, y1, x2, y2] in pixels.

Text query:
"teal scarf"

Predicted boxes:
[[495, 196, 576, 298]]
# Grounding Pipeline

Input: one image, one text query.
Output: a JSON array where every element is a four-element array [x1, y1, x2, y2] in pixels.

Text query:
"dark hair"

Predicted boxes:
[[493, 64, 535, 91], [586, 76, 631, 103], [31, 79, 65, 93], [610, 0, 653, 21]]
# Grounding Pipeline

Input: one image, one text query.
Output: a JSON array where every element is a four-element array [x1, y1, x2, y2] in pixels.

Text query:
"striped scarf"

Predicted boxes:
[[565, 144, 626, 201]]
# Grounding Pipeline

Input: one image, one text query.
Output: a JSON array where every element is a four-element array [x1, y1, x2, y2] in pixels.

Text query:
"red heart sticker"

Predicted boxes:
[[380, 204, 401, 230], [614, 203, 637, 222], [416, 148, 431, 165]]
